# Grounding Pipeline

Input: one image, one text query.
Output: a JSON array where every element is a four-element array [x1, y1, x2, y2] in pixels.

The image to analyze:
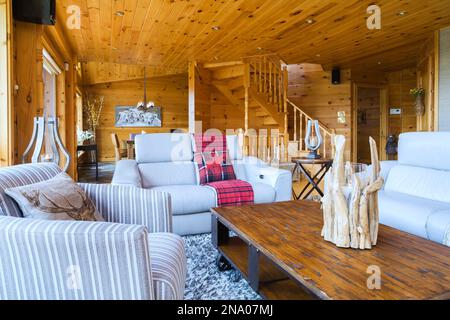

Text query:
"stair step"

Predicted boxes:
[[256, 111, 269, 117], [263, 118, 279, 125]]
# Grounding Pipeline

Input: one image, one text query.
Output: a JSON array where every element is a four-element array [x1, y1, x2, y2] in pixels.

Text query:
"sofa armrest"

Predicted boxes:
[[380, 161, 398, 189], [258, 167, 292, 201], [112, 160, 142, 187], [79, 184, 173, 233], [0, 216, 154, 300], [242, 157, 292, 201]]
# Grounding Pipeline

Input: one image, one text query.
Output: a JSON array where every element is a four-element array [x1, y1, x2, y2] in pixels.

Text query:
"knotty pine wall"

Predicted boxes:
[[85, 74, 189, 161], [13, 20, 78, 177], [287, 64, 353, 160], [387, 69, 417, 138]]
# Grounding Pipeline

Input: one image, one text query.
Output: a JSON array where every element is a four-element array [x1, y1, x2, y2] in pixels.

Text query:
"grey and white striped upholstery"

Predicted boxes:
[[79, 184, 172, 233], [148, 233, 186, 300], [0, 216, 154, 300], [0, 163, 186, 300], [0, 163, 61, 217]]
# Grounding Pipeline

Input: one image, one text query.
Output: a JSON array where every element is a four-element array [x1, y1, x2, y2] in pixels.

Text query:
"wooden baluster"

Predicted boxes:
[[259, 58, 262, 93], [263, 56, 267, 93], [323, 130, 327, 158], [278, 71, 282, 113], [299, 113, 303, 151], [274, 68, 278, 105], [283, 66, 288, 137], [293, 107, 297, 142], [269, 63, 272, 101]]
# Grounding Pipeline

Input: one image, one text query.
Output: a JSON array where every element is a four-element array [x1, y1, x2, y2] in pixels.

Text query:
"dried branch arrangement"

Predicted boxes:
[[321, 135, 383, 249], [83, 95, 104, 134]]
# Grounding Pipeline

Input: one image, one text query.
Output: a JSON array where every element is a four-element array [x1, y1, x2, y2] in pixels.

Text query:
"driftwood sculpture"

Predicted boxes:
[[321, 135, 383, 249]]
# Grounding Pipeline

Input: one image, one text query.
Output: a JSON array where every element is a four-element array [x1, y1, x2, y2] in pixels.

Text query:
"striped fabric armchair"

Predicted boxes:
[[0, 163, 186, 300]]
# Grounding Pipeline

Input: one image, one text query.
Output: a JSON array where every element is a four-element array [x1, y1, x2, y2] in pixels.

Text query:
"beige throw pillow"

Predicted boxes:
[[5, 172, 104, 221]]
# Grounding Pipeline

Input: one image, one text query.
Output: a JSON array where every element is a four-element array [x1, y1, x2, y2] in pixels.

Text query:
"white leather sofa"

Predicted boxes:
[[379, 132, 450, 245], [112, 133, 292, 235]]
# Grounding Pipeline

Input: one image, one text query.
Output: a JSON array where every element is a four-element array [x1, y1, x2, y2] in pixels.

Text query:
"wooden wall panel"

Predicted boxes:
[[417, 34, 436, 131], [0, 0, 12, 167], [287, 64, 352, 160], [13, 22, 44, 164], [356, 87, 381, 164], [86, 74, 188, 161], [12, 14, 78, 176], [387, 69, 418, 138]]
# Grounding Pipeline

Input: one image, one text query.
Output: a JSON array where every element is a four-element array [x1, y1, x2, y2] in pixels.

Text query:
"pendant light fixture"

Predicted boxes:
[[137, 66, 155, 109]]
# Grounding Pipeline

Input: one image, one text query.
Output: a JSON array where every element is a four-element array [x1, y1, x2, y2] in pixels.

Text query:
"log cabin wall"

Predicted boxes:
[[13, 19, 78, 177], [417, 33, 438, 132], [287, 64, 352, 160], [386, 68, 418, 140], [84, 74, 189, 162], [0, 0, 12, 167]]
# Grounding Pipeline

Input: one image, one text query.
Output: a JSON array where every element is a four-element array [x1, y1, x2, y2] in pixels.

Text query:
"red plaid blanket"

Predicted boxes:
[[206, 180, 254, 207]]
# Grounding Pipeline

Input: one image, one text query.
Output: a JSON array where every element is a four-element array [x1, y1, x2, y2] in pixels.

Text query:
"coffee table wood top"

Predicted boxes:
[[211, 201, 450, 300]]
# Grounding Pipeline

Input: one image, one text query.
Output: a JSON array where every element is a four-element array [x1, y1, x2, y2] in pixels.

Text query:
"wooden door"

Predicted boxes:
[[357, 87, 381, 164]]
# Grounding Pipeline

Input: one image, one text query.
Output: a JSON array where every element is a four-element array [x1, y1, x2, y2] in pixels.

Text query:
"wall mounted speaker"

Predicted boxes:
[[332, 68, 341, 85], [13, 0, 56, 25]]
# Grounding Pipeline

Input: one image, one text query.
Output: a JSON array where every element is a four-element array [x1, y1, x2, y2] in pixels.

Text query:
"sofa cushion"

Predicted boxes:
[[251, 182, 276, 204], [426, 210, 450, 243], [151, 185, 216, 216], [0, 163, 62, 217], [398, 132, 450, 171], [5, 172, 103, 221], [135, 133, 193, 163], [139, 162, 197, 187], [379, 190, 450, 239], [193, 134, 236, 184], [231, 161, 247, 181], [385, 165, 450, 204], [226, 135, 244, 160]]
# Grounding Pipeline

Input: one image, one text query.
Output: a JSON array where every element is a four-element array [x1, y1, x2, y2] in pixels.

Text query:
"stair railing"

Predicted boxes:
[[244, 54, 290, 162]]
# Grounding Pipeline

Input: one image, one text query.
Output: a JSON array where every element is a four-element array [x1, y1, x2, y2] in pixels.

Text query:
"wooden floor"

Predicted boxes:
[[78, 162, 324, 200], [77, 162, 115, 184]]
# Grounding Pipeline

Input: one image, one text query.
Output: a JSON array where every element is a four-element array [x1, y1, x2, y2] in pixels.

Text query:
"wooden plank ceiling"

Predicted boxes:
[[57, 0, 450, 73]]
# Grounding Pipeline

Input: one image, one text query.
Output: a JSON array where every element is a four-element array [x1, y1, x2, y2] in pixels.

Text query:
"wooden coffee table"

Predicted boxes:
[[211, 201, 450, 300]]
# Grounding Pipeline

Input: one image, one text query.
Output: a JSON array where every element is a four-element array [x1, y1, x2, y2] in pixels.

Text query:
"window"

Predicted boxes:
[[42, 49, 62, 155]]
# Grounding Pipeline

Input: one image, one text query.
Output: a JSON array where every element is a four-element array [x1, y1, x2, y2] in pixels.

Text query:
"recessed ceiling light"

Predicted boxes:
[[306, 19, 316, 24], [212, 25, 221, 31], [214, 56, 220, 61], [256, 47, 263, 51], [397, 11, 407, 16], [377, 61, 382, 65], [115, 11, 125, 17], [112, 47, 118, 51], [316, 53, 321, 57]]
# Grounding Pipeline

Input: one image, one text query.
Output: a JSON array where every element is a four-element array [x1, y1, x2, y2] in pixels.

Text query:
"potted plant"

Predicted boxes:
[[409, 88, 425, 116]]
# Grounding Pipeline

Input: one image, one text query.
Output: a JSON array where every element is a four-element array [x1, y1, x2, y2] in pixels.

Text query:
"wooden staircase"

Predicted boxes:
[[202, 54, 335, 163]]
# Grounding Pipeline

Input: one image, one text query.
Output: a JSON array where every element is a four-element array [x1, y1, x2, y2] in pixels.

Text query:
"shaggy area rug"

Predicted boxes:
[[183, 233, 261, 300]]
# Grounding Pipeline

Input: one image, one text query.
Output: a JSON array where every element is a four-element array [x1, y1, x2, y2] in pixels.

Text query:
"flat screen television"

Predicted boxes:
[[13, 0, 56, 25]]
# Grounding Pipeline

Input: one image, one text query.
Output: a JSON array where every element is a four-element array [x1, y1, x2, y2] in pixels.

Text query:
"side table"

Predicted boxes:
[[292, 157, 333, 200]]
